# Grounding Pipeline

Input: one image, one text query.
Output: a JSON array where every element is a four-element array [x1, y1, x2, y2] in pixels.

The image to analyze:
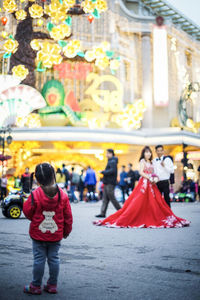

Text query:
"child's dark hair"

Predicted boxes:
[[35, 163, 56, 186], [107, 148, 115, 156]]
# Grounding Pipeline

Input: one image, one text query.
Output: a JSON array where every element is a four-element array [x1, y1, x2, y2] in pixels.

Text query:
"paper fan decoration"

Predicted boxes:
[[0, 84, 46, 127], [0, 75, 22, 94]]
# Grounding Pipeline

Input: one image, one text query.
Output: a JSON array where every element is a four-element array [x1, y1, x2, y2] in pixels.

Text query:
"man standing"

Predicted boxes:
[[21, 167, 31, 193], [96, 149, 121, 218], [62, 164, 70, 189], [70, 167, 79, 202], [153, 145, 174, 207], [125, 163, 136, 195], [84, 166, 97, 201], [119, 165, 127, 203]]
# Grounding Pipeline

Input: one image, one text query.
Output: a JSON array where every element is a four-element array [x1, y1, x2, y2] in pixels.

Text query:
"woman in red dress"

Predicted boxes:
[[94, 146, 190, 228]]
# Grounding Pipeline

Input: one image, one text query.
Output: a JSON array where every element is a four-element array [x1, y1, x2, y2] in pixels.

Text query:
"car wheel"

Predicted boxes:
[[8, 205, 22, 219], [2, 209, 9, 218]]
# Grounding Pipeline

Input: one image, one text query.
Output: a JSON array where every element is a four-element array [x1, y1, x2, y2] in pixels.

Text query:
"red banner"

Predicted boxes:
[[54, 62, 93, 80]]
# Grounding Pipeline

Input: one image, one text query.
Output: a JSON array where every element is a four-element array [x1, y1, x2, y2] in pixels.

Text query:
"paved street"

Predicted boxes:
[[0, 201, 199, 300]]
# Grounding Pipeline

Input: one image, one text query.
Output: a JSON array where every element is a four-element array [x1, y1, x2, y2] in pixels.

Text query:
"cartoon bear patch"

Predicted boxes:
[[39, 211, 58, 234]]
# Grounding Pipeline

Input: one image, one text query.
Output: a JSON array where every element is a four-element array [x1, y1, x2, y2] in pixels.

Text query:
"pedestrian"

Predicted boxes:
[[56, 168, 65, 189], [23, 163, 73, 295], [70, 167, 80, 202], [78, 169, 85, 201], [96, 149, 121, 218], [84, 166, 97, 201], [153, 145, 174, 207], [21, 167, 31, 193], [1, 174, 7, 201], [119, 165, 127, 203], [14, 175, 21, 188], [62, 164, 70, 189], [125, 163, 136, 195], [94, 146, 189, 228]]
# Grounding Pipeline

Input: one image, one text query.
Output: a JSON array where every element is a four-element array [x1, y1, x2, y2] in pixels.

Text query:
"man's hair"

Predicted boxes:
[[62, 163, 65, 168], [71, 167, 74, 171], [122, 165, 125, 168], [128, 163, 133, 167], [155, 145, 164, 150], [107, 149, 115, 156], [35, 163, 55, 186]]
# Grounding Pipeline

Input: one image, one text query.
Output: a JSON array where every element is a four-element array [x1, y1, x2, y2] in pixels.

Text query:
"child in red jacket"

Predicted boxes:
[[23, 163, 73, 295]]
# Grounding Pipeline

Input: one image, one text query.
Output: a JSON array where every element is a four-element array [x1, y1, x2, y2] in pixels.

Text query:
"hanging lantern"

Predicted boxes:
[[87, 15, 94, 24], [1, 16, 8, 26]]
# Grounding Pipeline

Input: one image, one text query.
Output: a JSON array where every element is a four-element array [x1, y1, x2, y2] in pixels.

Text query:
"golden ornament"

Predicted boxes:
[[15, 9, 27, 21], [12, 64, 29, 80], [3, 38, 19, 53], [3, 0, 17, 13], [36, 42, 62, 68], [29, 4, 43, 19]]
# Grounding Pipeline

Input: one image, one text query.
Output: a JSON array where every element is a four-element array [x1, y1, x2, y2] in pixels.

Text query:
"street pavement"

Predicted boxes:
[[0, 201, 199, 300]]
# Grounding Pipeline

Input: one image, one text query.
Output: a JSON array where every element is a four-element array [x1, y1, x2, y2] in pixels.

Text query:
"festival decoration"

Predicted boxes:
[[0, 75, 22, 93], [63, 40, 82, 58], [16, 113, 41, 128], [3, 38, 19, 54], [112, 100, 146, 130], [65, 91, 80, 111], [87, 15, 94, 23], [36, 41, 62, 68], [37, 19, 43, 26], [1, 31, 8, 38], [15, 9, 27, 20], [178, 82, 200, 133], [0, 84, 46, 127], [81, 0, 107, 15], [12, 64, 29, 80], [3, 0, 17, 13], [49, 24, 71, 41], [1, 16, 8, 25], [42, 79, 65, 106], [29, 4, 43, 19]]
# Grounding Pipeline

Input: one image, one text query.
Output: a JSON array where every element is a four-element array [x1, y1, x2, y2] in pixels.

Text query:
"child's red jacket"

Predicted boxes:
[[23, 186, 73, 242]]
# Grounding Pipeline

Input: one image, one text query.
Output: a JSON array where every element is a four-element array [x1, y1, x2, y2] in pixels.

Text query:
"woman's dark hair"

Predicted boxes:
[[139, 146, 153, 162], [107, 149, 115, 156], [35, 163, 56, 186]]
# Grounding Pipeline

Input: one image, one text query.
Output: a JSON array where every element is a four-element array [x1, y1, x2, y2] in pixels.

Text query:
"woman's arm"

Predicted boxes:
[[139, 160, 150, 180]]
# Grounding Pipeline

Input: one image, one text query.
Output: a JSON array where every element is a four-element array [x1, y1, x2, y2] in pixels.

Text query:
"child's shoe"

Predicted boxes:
[[24, 283, 42, 295], [44, 283, 58, 294]]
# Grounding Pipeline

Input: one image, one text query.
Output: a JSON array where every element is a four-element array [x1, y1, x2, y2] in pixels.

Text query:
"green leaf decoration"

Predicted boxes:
[[111, 69, 116, 75], [106, 51, 114, 58], [8, 34, 14, 40], [91, 0, 97, 3], [59, 0, 63, 3], [58, 40, 67, 48], [92, 8, 100, 19], [64, 16, 72, 26], [47, 22, 55, 32], [77, 52, 85, 58], [115, 56, 121, 61], [36, 61, 46, 72], [3, 52, 12, 59]]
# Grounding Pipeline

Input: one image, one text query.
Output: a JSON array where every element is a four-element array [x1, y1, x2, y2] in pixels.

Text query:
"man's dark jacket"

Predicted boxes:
[[101, 156, 118, 186]]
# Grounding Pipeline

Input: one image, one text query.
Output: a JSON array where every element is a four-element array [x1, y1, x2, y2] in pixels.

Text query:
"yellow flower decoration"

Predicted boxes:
[[48, 10, 66, 24], [85, 50, 95, 62], [95, 56, 109, 70], [100, 41, 110, 51], [26, 113, 41, 128], [12, 65, 29, 80], [93, 47, 105, 58], [3, 0, 17, 13], [96, 0, 107, 12], [63, 40, 81, 58], [63, 0, 75, 9], [30, 39, 41, 51], [50, 24, 71, 41], [3, 38, 19, 54], [81, 0, 95, 13], [36, 42, 62, 68], [29, 4, 43, 19], [15, 9, 27, 21], [110, 59, 120, 70]]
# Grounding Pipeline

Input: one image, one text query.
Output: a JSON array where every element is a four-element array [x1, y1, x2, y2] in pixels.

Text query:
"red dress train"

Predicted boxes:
[[94, 164, 190, 229]]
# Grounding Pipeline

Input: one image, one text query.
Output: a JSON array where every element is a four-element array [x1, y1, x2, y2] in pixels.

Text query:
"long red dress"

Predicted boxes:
[[94, 161, 190, 228]]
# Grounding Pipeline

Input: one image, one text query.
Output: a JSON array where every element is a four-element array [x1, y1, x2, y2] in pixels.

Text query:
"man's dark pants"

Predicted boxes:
[[157, 180, 171, 207], [101, 184, 121, 216]]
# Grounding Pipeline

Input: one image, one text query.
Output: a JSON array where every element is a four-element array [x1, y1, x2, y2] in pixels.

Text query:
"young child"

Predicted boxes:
[[23, 163, 73, 295]]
